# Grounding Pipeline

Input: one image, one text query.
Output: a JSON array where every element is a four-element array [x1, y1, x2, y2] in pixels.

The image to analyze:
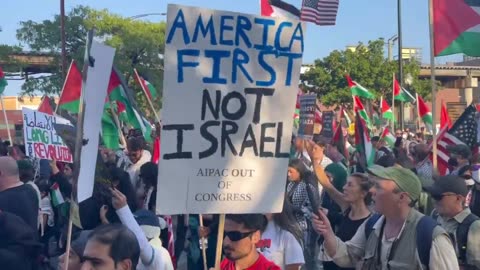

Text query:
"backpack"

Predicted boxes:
[[364, 213, 438, 269], [432, 211, 480, 264]]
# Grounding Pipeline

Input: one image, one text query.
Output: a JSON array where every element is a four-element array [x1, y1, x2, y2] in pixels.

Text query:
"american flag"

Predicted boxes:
[[300, 0, 339, 26], [436, 104, 478, 175], [164, 215, 176, 267]]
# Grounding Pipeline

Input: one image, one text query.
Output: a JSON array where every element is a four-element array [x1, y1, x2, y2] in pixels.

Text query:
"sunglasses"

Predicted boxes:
[[224, 231, 255, 241], [431, 193, 456, 201]]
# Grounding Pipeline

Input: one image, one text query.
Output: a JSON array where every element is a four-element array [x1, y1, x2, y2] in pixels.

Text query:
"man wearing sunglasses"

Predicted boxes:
[[219, 214, 280, 270], [427, 175, 480, 269]]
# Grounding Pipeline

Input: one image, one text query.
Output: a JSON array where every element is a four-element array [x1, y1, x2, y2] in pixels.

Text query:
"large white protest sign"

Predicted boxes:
[[157, 4, 304, 214], [77, 41, 115, 203], [22, 108, 72, 163]]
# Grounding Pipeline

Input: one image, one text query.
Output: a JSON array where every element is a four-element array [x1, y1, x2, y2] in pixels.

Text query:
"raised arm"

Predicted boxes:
[[305, 140, 349, 211]]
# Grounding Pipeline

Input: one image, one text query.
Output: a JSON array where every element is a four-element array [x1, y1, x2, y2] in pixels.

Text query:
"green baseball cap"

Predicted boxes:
[[367, 165, 422, 201]]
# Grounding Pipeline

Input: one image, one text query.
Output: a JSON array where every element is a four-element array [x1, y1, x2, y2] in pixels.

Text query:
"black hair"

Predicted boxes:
[[375, 154, 396, 168], [140, 162, 158, 188], [127, 137, 144, 152], [271, 197, 304, 247], [37, 182, 50, 194], [288, 159, 308, 180], [225, 214, 268, 232], [108, 166, 137, 212], [88, 224, 140, 268]]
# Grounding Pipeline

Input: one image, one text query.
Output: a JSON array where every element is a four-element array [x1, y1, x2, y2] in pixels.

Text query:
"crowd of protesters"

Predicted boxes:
[[1, 124, 480, 270]]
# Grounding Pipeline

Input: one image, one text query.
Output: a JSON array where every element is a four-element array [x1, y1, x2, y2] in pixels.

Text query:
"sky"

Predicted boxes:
[[0, 0, 463, 95]]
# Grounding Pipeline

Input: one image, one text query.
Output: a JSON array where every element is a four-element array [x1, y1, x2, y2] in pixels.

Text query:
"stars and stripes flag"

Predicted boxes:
[[436, 104, 478, 175], [164, 215, 176, 267], [300, 0, 339, 26]]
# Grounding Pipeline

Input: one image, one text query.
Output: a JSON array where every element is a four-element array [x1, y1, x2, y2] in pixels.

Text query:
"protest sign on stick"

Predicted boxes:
[[297, 94, 317, 140], [22, 107, 73, 163], [157, 4, 304, 215]]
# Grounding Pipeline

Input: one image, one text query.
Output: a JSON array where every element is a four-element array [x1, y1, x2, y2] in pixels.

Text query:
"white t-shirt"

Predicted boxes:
[[259, 221, 305, 270], [39, 196, 54, 227]]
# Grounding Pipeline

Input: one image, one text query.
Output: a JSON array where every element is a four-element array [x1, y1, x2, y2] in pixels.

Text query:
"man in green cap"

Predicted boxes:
[[313, 165, 459, 270]]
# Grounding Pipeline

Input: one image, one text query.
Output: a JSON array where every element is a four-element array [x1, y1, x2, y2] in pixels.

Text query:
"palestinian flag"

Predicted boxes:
[[293, 108, 300, 128], [417, 94, 433, 131], [393, 76, 416, 103], [108, 69, 152, 142], [380, 127, 396, 148], [433, 0, 480, 56], [102, 102, 120, 150], [342, 108, 352, 126], [355, 112, 375, 167], [58, 61, 82, 113], [373, 111, 381, 128], [260, 0, 300, 19], [38, 96, 54, 115], [0, 67, 7, 94], [353, 96, 372, 128], [441, 101, 452, 129], [134, 69, 158, 101], [50, 182, 65, 207], [381, 97, 394, 122], [346, 75, 375, 99]]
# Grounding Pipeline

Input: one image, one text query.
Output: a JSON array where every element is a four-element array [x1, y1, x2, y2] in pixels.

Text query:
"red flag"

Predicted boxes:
[[440, 101, 452, 129], [58, 61, 82, 113], [152, 137, 160, 164], [38, 96, 54, 115], [165, 216, 176, 267]]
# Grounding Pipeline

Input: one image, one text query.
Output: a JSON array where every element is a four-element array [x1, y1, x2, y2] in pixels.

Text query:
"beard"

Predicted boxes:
[[223, 245, 250, 261]]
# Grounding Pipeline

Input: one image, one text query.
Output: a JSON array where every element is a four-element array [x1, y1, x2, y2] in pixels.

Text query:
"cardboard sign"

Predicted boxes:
[[22, 108, 73, 163], [320, 111, 334, 138], [297, 94, 316, 140], [77, 41, 115, 203], [157, 4, 304, 214]]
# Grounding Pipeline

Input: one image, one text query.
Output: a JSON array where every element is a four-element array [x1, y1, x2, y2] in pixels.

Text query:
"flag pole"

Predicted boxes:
[[0, 95, 12, 143], [133, 69, 161, 124], [428, 0, 438, 171], [55, 60, 74, 114], [392, 73, 395, 132], [63, 29, 94, 270]]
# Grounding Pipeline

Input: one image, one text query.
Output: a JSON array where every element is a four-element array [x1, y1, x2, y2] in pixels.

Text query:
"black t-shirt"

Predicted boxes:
[[323, 210, 370, 270], [0, 184, 39, 230]]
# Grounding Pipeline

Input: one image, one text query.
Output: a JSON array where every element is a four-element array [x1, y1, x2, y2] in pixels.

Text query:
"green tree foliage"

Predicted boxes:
[[301, 39, 431, 107], [14, 6, 165, 118]]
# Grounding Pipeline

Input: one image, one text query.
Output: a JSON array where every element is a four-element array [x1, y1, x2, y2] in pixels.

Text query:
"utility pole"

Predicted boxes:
[[60, 0, 67, 79], [397, 0, 404, 130]]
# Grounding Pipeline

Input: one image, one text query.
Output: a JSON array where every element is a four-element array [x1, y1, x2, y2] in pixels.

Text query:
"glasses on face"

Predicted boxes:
[[431, 193, 456, 201], [224, 231, 254, 241]]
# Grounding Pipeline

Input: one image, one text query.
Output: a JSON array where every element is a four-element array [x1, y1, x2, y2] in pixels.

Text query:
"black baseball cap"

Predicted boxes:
[[425, 175, 469, 197]]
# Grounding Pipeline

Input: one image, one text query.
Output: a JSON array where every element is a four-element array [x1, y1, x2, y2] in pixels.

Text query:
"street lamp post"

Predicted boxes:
[[387, 35, 398, 61], [397, 0, 404, 130], [128, 13, 167, 20]]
